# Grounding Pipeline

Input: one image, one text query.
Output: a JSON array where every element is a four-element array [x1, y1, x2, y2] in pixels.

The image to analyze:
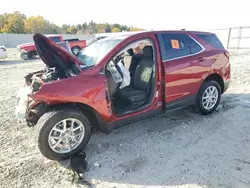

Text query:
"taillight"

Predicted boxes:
[[224, 52, 230, 59]]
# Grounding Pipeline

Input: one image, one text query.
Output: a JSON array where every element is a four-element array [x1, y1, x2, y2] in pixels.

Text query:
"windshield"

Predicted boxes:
[[77, 38, 122, 68]]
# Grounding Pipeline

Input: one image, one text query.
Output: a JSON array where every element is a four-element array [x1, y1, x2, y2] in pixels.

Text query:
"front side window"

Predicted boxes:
[[116, 39, 153, 56], [106, 38, 155, 94], [158, 33, 203, 61], [112, 38, 153, 70]]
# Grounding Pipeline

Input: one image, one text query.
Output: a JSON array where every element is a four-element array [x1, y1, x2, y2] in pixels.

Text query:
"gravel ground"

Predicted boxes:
[[0, 49, 250, 188]]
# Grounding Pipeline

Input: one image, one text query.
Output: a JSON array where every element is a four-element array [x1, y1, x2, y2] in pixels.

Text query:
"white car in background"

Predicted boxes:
[[0, 46, 7, 59], [86, 33, 118, 46]]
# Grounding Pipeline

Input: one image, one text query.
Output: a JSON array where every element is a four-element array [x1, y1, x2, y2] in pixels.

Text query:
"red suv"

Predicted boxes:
[[15, 31, 230, 160]]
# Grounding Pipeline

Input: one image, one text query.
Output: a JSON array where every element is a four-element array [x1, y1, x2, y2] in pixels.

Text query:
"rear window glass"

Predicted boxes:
[[196, 34, 224, 49]]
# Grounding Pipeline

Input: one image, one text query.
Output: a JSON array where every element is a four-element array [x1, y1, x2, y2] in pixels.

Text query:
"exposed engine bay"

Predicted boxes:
[[24, 67, 68, 92], [15, 33, 83, 126]]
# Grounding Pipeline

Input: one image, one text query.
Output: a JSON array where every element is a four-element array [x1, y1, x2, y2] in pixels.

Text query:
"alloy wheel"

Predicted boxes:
[[48, 118, 85, 154], [202, 86, 219, 110]]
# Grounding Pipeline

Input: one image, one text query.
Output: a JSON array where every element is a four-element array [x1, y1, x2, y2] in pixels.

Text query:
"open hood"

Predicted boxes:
[[33, 33, 83, 74]]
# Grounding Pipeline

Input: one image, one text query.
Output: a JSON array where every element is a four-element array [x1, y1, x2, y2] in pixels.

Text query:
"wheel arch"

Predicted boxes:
[[31, 102, 106, 132], [49, 102, 105, 131], [202, 73, 224, 93], [27, 50, 38, 56], [29, 50, 38, 54]]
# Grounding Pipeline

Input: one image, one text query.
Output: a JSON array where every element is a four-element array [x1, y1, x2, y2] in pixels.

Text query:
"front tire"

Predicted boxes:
[[196, 80, 221, 115], [36, 109, 91, 161]]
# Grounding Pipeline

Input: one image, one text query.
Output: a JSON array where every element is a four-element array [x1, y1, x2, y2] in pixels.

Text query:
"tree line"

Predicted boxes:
[[0, 11, 144, 35]]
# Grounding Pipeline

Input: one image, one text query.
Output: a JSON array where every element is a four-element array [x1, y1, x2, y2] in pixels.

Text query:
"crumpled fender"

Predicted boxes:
[[30, 74, 111, 122]]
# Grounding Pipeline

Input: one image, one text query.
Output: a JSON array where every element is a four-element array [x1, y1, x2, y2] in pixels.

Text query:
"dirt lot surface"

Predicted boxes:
[[0, 49, 250, 188]]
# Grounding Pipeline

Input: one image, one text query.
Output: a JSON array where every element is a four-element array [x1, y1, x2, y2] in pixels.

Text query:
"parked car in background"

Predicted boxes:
[[0, 46, 7, 59], [86, 33, 114, 46], [86, 32, 141, 46], [16, 34, 86, 60], [15, 31, 230, 160]]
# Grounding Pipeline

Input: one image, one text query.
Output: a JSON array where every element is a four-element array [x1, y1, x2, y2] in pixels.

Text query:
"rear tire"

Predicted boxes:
[[196, 80, 221, 115], [36, 109, 91, 161]]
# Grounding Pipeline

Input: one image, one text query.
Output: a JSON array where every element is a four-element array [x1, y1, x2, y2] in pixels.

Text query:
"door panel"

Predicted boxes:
[[163, 54, 211, 103], [157, 32, 212, 104]]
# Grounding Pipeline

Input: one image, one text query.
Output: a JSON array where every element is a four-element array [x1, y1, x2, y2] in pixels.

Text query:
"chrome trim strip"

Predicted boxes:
[[162, 35, 206, 62]]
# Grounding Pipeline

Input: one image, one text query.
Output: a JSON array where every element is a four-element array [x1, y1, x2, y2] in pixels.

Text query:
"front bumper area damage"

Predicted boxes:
[[15, 86, 47, 126], [15, 86, 33, 124]]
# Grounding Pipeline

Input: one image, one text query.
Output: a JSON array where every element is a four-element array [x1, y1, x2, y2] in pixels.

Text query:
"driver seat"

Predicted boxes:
[[117, 46, 154, 105]]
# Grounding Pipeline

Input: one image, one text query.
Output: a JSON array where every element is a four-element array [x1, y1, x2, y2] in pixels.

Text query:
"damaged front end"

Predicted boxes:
[[15, 33, 84, 126], [15, 68, 63, 126]]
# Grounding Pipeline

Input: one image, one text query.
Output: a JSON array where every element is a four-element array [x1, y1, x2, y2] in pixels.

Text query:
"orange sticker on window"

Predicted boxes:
[[171, 39, 180, 49]]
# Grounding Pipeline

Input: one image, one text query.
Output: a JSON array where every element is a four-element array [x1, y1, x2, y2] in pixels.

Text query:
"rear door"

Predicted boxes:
[[157, 33, 207, 108]]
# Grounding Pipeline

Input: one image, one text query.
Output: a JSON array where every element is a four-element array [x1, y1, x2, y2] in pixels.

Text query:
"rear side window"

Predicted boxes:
[[196, 34, 224, 49], [190, 39, 203, 54], [157, 33, 203, 61]]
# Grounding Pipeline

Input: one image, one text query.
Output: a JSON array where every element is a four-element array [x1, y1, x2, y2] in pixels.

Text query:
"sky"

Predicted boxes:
[[0, 0, 249, 31]]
